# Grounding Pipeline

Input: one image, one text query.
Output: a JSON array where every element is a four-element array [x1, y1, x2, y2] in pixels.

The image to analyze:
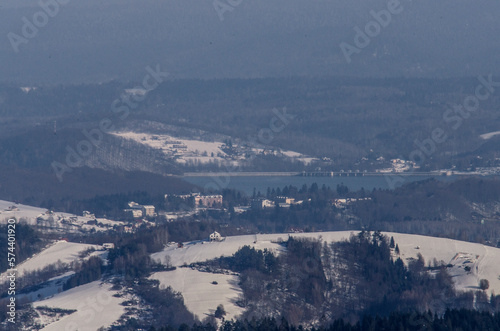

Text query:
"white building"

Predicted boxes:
[[142, 205, 156, 217], [251, 199, 275, 210], [209, 231, 223, 242], [124, 209, 143, 218]]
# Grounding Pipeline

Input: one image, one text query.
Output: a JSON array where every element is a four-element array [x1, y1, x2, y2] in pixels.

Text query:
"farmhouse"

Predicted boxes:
[[209, 231, 223, 242]]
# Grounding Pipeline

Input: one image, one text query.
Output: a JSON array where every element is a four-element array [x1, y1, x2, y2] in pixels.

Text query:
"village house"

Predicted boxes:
[[83, 210, 95, 218], [251, 198, 275, 210], [128, 201, 140, 208], [209, 231, 223, 242]]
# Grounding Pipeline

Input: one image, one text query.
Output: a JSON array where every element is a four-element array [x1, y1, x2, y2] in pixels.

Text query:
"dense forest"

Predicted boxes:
[[194, 233, 497, 327], [1, 76, 500, 207]]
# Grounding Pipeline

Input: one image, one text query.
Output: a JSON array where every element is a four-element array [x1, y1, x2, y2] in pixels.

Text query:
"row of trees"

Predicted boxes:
[[149, 309, 500, 331]]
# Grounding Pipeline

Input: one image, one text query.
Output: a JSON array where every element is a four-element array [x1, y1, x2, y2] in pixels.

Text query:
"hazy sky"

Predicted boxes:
[[0, 0, 499, 84]]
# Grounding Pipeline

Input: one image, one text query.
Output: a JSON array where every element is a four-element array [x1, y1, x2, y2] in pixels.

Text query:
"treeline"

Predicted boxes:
[[63, 256, 103, 291], [226, 178, 500, 245], [121, 279, 197, 329], [197, 246, 279, 275], [352, 178, 500, 244], [149, 309, 500, 331], [0, 222, 45, 273], [353, 177, 500, 223]]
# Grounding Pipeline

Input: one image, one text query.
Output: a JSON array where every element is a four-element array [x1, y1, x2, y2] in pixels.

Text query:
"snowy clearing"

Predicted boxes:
[[111, 131, 230, 165], [17, 272, 75, 303], [33, 281, 124, 331], [151, 268, 244, 321]]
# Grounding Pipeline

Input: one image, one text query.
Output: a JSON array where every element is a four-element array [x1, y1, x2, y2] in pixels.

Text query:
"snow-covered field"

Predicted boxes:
[[280, 150, 318, 165], [17, 272, 75, 303], [153, 231, 500, 297], [15, 241, 103, 276], [0, 200, 122, 232], [0, 241, 105, 283], [111, 131, 231, 165], [111, 131, 318, 166], [480, 131, 500, 140], [151, 268, 244, 321], [151, 235, 285, 268], [33, 281, 124, 331]]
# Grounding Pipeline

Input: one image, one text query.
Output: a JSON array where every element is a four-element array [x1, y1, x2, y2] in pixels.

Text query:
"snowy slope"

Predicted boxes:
[[151, 234, 286, 268], [17, 272, 75, 303], [33, 281, 124, 331], [151, 268, 244, 321], [111, 131, 317, 166], [152, 231, 500, 296], [0, 200, 48, 222], [111, 131, 230, 165], [0, 199, 122, 231], [0, 241, 105, 281]]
